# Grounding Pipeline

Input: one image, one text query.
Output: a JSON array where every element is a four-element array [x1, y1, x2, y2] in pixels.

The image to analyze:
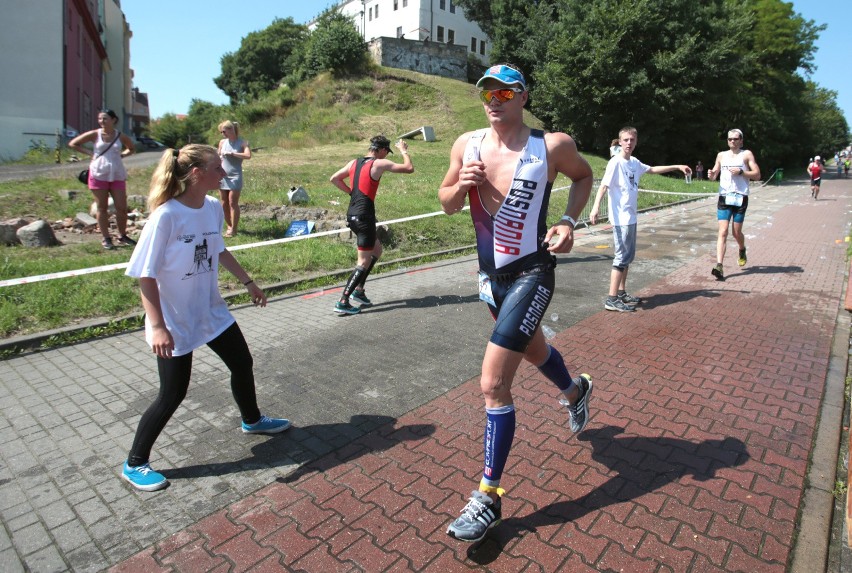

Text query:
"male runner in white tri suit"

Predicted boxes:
[[707, 129, 761, 280]]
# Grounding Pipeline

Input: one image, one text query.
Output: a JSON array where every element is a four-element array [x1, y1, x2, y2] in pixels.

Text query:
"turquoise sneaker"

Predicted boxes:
[[334, 301, 361, 315], [350, 289, 373, 307], [122, 462, 168, 492], [241, 415, 291, 434]]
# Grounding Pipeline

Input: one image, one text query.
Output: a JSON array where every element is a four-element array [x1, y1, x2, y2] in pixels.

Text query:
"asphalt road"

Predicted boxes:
[[0, 150, 163, 183]]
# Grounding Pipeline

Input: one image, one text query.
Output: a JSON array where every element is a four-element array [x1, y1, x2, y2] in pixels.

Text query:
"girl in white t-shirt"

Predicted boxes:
[[120, 144, 290, 492]]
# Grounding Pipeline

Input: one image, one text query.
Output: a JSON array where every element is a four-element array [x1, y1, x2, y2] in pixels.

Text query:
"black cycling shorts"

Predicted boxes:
[[347, 216, 377, 250]]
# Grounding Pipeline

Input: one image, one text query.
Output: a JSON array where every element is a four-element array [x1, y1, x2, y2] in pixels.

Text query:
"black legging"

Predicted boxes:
[[126, 321, 261, 467]]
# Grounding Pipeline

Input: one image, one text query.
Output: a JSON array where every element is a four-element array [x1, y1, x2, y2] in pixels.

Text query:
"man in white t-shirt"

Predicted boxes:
[[590, 126, 692, 312]]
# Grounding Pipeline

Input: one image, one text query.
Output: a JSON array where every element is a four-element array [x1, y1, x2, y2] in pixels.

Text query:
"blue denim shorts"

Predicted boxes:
[[612, 224, 637, 268]]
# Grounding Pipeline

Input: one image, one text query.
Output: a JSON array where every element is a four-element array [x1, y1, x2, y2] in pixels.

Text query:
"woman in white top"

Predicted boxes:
[[121, 144, 289, 492], [217, 120, 252, 237], [68, 109, 137, 250]]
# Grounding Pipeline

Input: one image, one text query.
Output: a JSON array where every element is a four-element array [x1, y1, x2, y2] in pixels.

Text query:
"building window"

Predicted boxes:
[[471, 37, 477, 52], [448, 29, 455, 45], [369, 6, 372, 20], [480, 40, 486, 55], [403, 0, 407, 5], [450, 0, 456, 13], [437, 26, 444, 42], [394, 0, 398, 9], [397, 26, 403, 38], [439, 0, 445, 9], [375, 4, 379, 17]]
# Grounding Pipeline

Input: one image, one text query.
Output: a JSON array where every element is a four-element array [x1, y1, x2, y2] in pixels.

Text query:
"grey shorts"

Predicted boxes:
[[612, 224, 637, 268]]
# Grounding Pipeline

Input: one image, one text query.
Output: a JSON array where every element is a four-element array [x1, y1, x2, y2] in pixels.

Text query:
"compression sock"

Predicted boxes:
[[537, 345, 576, 392], [341, 266, 365, 301], [482, 404, 515, 489], [356, 255, 378, 290]]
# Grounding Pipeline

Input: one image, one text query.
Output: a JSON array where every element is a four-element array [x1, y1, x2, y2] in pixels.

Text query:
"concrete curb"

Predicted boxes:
[[0, 245, 477, 357], [791, 300, 849, 571]]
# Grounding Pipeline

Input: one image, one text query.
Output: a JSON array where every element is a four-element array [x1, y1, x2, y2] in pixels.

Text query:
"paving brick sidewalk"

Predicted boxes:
[[111, 179, 849, 572], [1, 177, 850, 572]]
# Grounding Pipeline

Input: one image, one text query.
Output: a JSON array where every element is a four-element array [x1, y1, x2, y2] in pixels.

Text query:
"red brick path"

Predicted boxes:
[[111, 184, 850, 572]]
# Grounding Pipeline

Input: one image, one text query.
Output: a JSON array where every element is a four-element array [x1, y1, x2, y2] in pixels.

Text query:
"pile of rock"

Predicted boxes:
[[1, 191, 149, 247], [1, 218, 60, 247]]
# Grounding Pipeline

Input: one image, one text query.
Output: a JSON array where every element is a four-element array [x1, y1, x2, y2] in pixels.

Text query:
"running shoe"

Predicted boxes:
[[559, 374, 593, 435], [711, 263, 725, 281], [117, 235, 137, 247], [122, 462, 168, 492], [102, 238, 115, 250], [334, 301, 361, 315], [350, 289, 373, 307], [241, 415, 291, 434], [446, 490, 502, 542], [738, 248, 747, 267], [604, 297, 635, 312], [618, 292, 642, 306]]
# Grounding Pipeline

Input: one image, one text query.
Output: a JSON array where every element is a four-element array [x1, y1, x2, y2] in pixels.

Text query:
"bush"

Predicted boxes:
[[302, 10, 369, 79]]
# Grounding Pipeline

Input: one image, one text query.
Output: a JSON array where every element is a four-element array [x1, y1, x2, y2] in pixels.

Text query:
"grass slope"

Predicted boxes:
[[0, 68, 710, 342]]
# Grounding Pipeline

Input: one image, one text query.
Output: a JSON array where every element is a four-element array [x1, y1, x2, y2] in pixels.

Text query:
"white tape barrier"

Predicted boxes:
[[0, 206, 471, 288], [0, 262, 133, 288], [0, 184, 723, 288]]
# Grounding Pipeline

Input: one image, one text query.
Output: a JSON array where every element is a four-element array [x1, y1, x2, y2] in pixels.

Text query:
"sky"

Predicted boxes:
[[122, 0, 851, 131], [121, 1, 334, 118]]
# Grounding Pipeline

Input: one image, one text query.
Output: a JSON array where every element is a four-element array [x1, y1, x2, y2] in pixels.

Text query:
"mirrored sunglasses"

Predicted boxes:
[[479, 88, 524, 104]]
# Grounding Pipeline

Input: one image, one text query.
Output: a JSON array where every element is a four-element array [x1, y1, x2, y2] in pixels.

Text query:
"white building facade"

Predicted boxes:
[[335, 0, 491, 62], [102, 0, 134, 134], [0, 1, 66, 161]]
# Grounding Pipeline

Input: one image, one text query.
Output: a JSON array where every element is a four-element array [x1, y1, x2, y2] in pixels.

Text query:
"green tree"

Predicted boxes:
[[214, 18, 309, 105], [802, 83, 850, 159], [533, 0, 750, 163], [184, 99, 227, 144], [729, 0, 826, 169], [456, 0, 846, 170], [148, 114, 190, 148], [302, 10, 369, 79], [453, 0, 544, 75]]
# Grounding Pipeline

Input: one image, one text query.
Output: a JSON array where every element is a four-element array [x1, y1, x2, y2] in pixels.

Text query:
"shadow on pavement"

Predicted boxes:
[[363, 293, 480, 314], [162, 414, 434, 482], [639, 289, 725, 310], [276, 416, 435, 484], [732, 265, 804, 277], [468, 425, 749, 564]]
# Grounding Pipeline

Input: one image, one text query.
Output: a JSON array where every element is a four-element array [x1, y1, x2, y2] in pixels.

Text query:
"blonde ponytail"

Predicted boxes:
[[147, 145, 218, 212]]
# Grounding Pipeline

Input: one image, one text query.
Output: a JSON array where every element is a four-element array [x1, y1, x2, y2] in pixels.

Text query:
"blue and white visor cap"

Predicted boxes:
[[476, 65, 527, 90]]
